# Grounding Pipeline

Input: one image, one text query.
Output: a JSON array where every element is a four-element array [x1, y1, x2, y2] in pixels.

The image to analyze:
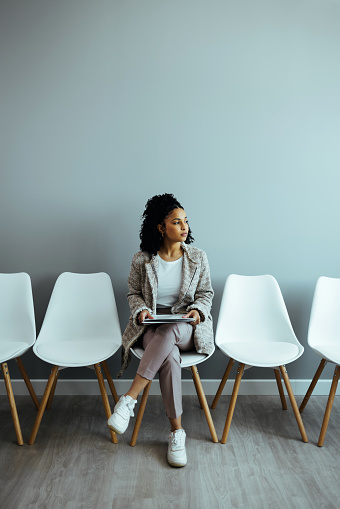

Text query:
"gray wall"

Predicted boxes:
[[1, 0, 340, 381]]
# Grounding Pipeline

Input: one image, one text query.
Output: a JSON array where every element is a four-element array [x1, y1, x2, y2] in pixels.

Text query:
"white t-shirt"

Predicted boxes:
[[156, 255, 183, 308]]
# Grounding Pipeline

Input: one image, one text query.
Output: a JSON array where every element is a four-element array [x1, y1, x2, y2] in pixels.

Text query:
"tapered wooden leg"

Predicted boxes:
[[191, 366, 218, 443], [46, 370, 60, 410], [318, 365, 340, 447], [299, 358, 327, 413], [274, 368, 287, 410], [94, 363, 118, 444], [15, 357, 39, 410], [221, 363, 245, 444], [28, 365, 59, 445], [130, 380, 152, 447], [192, 370, 203, 409], [101, 360, 119, 404], [211, 358, 235, 409], [279, 365, 308, 443], [1, 362, 24, 446]]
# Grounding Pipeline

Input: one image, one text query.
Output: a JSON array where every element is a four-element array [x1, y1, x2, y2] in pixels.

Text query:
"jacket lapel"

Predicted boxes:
[[176, 246, 198, 305], [145, 255, 158, 313]]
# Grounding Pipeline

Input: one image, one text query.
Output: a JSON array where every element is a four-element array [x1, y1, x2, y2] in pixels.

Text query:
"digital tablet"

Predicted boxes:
[[142, 314, 195, 324]]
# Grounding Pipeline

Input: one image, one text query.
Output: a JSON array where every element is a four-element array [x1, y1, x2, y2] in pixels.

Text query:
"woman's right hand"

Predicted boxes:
[[138, 310, 154, 324]]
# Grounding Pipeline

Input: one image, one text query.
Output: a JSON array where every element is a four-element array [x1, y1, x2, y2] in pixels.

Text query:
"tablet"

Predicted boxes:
[[142, 314, 195, 324]]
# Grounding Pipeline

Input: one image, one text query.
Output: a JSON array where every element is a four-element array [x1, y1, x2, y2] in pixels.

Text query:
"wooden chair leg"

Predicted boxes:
[[28, 365, 59, 445], [94, 363, 118, 444], [318, 364, 340, 447], [299, 358, 327, 413], [192, 370, 203, 409], [130, 381, 152, 447], [279, 365, 308, 443], [211, 358, 235, 409], [191, 366, 218, 443], [274, 368, 287, 410], [101, 360, 119, 404], [221, 363, 245, 444], [46, 370, 60, 410], [15, 357, 39, 410], [1, 362, 24, 446]]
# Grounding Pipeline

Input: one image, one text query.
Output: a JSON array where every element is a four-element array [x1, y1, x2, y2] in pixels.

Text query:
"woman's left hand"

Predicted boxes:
[[183, 309, 200, 326]]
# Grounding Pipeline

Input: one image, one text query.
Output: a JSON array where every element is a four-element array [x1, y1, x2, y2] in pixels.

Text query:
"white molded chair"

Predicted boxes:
[[129, 345, 218, 445], [212, 274, 308, 444], [28, 272, 121, 445], [299, 276, 340, 446], [0, 273, 39, 445]]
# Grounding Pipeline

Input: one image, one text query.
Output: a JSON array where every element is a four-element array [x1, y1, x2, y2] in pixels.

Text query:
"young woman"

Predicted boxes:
[[108, 193, 214, 467]]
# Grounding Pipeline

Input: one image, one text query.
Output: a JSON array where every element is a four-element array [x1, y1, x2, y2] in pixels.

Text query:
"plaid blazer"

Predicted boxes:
[[119, 244, 214, 375]]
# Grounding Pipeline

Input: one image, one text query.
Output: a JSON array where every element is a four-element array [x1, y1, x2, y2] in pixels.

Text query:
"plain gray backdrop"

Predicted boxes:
[[1, 0, 340, 382]]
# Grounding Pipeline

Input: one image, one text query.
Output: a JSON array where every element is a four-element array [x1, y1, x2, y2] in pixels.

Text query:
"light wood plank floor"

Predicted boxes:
[[0, 394, 339, 509]]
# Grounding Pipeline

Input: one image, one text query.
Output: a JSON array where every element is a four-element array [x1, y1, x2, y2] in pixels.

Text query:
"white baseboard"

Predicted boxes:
[[1, 379, 339, 397]]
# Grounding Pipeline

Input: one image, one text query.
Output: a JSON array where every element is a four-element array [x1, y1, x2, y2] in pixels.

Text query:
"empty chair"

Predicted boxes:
[[299, 276, 340, 446], [28, 272, 121, 445], [129, 345, 218, 445], [0, 273, 39, 445], [212, 274, 308, 444]]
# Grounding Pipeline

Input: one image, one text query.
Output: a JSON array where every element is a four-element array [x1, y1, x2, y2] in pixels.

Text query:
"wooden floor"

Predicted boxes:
[[0, 394, 339, 509]]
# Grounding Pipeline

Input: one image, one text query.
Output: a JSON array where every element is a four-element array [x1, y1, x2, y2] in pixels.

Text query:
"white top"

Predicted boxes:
[[156, 255, 183, 308]]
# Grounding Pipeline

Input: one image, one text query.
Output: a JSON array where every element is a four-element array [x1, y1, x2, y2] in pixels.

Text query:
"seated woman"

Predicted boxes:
[[108, 193, 214, 467]]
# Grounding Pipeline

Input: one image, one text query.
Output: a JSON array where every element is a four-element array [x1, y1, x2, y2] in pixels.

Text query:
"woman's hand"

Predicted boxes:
[[138, 310, 154, 324], [182, 309, 200, 326]]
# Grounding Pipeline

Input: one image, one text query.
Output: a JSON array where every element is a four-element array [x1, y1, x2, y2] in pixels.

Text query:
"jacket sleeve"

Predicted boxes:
[[186, 251, 214, 321], [127, 254, 152, 325]]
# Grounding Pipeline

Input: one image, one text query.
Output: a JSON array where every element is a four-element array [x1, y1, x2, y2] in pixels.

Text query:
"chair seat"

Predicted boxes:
[[131, 347, 209, 368], [34, 340, 119, 367], [218, 341, 302, 367], [311, 344, 340, 365], [0, 342, 32, 363]]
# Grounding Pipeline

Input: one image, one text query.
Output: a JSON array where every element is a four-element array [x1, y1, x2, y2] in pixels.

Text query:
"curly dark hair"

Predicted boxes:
[[139, 193, 194, 254]]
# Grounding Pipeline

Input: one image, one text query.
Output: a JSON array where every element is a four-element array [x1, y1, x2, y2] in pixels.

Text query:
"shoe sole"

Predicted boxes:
[[107, 423, 126, 435], [168, 459, 187, 467]]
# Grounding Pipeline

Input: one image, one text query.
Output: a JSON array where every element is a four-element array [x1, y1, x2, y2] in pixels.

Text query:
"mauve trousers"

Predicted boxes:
[[136, 321, 194, 419]]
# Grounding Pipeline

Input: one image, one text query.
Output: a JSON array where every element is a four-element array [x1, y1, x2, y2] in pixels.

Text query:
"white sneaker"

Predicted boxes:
[[107, 395, 137, 434], [167, 429, 187, 467]]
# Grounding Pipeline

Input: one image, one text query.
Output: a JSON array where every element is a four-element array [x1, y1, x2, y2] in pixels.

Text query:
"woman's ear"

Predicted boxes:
[[157, 223, 165, 236]]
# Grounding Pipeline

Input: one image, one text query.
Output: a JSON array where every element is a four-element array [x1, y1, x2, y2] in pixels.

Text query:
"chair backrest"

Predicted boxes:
[[308, 276, 340, 348], [37, 272, 121, 347], [0, 273, 36, 345], [215, 274, 299, 346]]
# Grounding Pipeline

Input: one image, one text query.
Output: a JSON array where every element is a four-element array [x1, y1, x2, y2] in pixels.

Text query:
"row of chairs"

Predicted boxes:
[[212, 274, 339, 447], [0, 272, 339, 448], [0, 272, 122, 446]]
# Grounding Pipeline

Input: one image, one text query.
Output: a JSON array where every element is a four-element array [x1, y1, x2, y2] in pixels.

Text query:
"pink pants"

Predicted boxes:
[[137, 322, 194, 419]]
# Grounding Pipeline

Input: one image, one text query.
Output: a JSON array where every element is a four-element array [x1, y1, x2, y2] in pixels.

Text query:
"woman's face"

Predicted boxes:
[[158, 208, 189, 243]]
